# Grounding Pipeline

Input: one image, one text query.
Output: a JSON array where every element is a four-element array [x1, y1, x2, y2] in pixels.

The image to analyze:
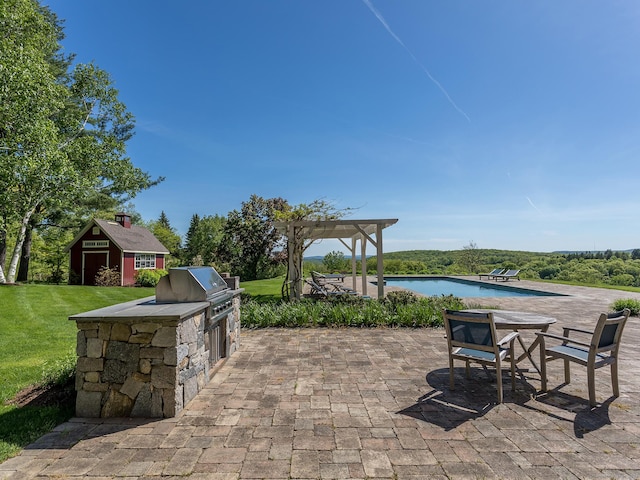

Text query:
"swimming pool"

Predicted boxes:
[[380, 277, 563, 298]]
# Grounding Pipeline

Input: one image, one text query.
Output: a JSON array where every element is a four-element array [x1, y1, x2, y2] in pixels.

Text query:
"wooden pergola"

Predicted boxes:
[[274, 219, 398, 300]]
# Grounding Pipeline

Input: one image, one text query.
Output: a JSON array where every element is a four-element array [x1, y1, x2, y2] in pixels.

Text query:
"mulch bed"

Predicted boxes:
[[6, 380, 75, 409]]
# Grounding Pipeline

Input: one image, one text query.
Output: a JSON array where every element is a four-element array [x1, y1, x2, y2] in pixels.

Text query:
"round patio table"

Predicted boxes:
[[467, 310, 557, 374]]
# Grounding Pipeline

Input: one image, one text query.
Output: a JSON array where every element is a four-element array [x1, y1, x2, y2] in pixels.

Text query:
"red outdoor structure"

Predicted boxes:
[[66, 213, 169, 286]]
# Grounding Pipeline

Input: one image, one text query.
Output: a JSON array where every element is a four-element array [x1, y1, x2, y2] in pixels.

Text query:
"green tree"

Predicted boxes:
[[323, 251, 347, 273], [0, 0, 161, 283], [147, 211, 182, 266], [459, 241, 482, 274], [219, 195, 289, 280], [158, 211, 171, 229], [183, 214, 226, 266]]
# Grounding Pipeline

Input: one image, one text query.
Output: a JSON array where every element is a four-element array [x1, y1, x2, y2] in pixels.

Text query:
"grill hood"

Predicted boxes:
[[156, 266, 229, 303]]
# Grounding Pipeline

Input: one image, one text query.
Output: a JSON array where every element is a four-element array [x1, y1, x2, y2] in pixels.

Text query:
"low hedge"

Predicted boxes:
[[611, 298, 640, 316], [240, 291, 465, 328]]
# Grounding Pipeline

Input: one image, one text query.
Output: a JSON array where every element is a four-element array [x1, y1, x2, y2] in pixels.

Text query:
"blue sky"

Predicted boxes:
[[46, 1, 640, 256]]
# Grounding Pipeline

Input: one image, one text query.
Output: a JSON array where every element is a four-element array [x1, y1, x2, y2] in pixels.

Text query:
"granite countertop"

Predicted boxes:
[[69, 289, 243, 323]]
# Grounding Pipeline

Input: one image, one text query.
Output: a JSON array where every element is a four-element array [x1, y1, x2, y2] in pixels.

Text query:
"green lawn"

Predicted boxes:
[[0, 284, 154, 461], [240, 276, 285, 301]]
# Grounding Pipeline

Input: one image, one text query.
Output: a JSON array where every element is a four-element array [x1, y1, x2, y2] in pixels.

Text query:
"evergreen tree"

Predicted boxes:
[[148, 212, 181, 262], [183, 214, 226, 265]]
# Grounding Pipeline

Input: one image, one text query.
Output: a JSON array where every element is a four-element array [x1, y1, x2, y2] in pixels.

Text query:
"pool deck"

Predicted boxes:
[[2, 280, 640, 479]]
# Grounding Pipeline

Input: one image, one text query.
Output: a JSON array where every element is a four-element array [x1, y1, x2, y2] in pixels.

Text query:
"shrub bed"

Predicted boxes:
[[135, 268, 168, 287], [241, 291, 465, 328], [611, 298, 640, 316]]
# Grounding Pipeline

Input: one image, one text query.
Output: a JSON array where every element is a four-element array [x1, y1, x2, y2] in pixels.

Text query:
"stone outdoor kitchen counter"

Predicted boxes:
[[69, 291, 241, 418]]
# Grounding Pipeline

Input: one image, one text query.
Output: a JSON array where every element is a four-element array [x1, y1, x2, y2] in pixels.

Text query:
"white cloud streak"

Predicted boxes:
[[526, 196, 543, 214], [361, 0, 471, 123]]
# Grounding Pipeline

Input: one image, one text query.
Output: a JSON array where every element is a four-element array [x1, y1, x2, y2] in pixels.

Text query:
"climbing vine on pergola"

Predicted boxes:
[[274, 219, 398, 300]]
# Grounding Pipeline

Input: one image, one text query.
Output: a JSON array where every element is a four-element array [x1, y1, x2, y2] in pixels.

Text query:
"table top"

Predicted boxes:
[[466, 309, 557, 329]]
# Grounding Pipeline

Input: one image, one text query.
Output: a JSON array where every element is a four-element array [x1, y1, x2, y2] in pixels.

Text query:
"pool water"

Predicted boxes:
[[381, 277, 562, 298]]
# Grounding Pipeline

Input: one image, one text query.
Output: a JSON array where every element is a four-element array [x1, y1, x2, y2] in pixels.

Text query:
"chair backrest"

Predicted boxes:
[[305, 279, 327, 296], [443, 309, 498, 354], [504, 269, 519, 276], [592, 308, 630, 353]]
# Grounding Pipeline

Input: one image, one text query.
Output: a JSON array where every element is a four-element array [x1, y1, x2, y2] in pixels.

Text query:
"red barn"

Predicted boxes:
[[66, 213, 170, 286]]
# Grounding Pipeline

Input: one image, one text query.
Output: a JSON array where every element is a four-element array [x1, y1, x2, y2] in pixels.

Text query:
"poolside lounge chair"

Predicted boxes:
[[479, 268, 505, 280], [304, 279, 355, 298], [494, 269, 520, 281], [311, 271, 345, 284], [536, 309, 630, 406], [325, 282, 357, 294], [443, 309, 519, 403]]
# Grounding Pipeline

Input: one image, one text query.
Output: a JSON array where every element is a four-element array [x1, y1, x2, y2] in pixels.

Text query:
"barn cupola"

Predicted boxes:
[[115, 212, 131, 228]]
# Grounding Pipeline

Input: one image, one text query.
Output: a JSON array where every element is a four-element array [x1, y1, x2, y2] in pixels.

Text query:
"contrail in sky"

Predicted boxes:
[[361, 0, 471, 122], [526, 196, 543, 214]]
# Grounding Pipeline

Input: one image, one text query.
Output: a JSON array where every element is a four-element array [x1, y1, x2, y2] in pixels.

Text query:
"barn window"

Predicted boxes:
[[135, 253, 156, 270]]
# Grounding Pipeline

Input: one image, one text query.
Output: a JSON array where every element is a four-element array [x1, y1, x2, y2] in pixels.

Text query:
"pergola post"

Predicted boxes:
[[351, 237, 357, 291], [360, 234, 367, 297], [287, 224, 301, 300], [376, 223, 384, 299]]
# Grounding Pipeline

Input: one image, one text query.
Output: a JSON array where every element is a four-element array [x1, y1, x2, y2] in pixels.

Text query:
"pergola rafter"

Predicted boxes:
[[274, 219, 398, 300]]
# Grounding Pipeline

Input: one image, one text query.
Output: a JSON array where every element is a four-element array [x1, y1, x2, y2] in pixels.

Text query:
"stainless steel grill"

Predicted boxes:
[[156, 266, 235, 366], [156, 266, 230, 303]]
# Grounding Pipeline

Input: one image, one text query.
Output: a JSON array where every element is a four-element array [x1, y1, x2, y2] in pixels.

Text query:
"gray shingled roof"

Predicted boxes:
[[93, 219, 170, 254]]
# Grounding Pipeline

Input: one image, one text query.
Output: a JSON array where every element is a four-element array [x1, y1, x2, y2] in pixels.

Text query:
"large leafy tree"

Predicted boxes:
[[219, 195, 289, 281], [0, 0, 162, 283]]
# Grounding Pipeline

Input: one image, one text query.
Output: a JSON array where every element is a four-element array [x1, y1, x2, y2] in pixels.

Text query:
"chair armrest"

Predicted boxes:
[[536, 332, 591, 348], [497, 331, 519, 346], [562, 326, 593, 336]]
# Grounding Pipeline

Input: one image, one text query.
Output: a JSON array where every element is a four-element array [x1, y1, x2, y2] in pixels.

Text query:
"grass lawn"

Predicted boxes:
[[0, 284, 154, 462], [240, 276, 284, 301]]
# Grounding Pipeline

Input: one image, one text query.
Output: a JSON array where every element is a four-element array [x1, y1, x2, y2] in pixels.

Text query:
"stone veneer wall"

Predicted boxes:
[[73, 291, 241, 418]]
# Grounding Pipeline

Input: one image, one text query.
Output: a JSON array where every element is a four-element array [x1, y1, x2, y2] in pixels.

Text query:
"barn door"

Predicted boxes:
[[83, 252, 108, 286]]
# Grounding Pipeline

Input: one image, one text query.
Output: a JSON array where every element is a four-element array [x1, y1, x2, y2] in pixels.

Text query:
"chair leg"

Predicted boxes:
[[465, 360, 470, 379], [611, 360, 620, 398], [496, 358, 503, 403], [564, 359, 571, 384], [449, 357, 455, 390], [588, 367, 596, 407], [510, 347, 516, 391], [539, 339, 547, 392]]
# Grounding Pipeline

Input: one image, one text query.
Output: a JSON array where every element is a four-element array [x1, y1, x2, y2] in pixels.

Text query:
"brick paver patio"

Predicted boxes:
[[2, 280, 640, 479]]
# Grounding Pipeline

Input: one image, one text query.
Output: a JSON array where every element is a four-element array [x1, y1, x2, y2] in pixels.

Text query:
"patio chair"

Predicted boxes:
[[478, 268, 505, 280], [494, 269, 520, 281], [536, 308, 630, 407], [443, 309, 519, 403]]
